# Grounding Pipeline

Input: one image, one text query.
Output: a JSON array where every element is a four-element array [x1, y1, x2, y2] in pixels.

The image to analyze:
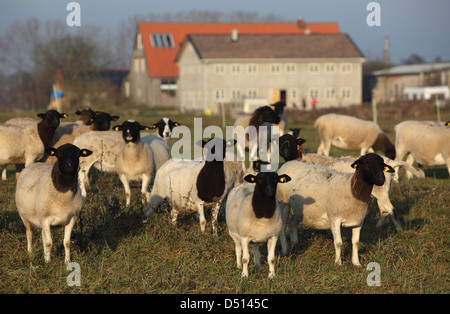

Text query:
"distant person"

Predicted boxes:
[[302, 98, 306, 111], [312, 97, 317, 110]]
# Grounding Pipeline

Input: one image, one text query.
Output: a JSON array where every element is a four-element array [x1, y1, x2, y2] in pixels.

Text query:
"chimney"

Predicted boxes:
[[384, 36, 390, 67], [231, 28, 238, 42], [297, 17, 305, 29]]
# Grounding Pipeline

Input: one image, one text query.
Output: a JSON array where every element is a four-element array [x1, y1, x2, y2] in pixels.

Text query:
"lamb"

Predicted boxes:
[[113, 120, 169, 206], [315, 113, 396, 159], [151, 117, 181, 141], [394, 120, 450, 178], [226, 171, 291, 278], [233, 105, 281, 165], [276, 153, 395, 265], [145, 137, 236, 236], [15, 143, 92, 263], [0, 110, 67, 181]]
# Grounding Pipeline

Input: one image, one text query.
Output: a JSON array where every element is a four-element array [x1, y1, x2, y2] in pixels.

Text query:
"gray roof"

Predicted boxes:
[[373, 62, 450, 76], [176, 33, 364, 61]]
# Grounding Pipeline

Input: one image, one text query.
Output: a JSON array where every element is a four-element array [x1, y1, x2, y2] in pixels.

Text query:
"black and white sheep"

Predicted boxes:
[[151, 117, 181, 141], [276, 153, 395, 265], [15, 144, 92, 263], [226, 171, 291, 278], [145, 138, 236, 236], [0, 110, 67, 181], [315, 113, 396, 160], [395, 120, 450, 178], [113, 120, 169, 206]]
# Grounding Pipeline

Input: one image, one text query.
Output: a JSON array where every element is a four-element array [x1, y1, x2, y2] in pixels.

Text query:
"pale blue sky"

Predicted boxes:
[[1, 0, 449, 65]]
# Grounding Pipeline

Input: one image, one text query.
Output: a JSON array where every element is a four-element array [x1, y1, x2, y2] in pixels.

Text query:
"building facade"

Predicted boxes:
[[176, 33, 364, 113]]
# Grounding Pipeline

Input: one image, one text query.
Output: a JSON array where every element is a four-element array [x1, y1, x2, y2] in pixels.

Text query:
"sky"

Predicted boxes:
[[1, 0, 449, 66]]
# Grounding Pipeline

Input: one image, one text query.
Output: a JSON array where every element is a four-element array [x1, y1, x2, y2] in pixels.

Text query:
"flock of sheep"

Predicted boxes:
[[0, 104, 448, 278]]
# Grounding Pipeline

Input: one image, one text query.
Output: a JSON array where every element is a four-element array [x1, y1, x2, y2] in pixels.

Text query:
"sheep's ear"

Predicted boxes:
[[111, 115, 120, 121], [75, 110, 81, 115], [112, 125, 122, 131], [297, 138, 306, 145], [278, 174, 291, 183], [141, 125, 152, 131], [37, 113, 45, 119], [60, 113, 68, 119], [383, 164, 395, 173], [244, 174, 256, 183], [351, 160, 360, 169], [226, 139, 237, 147], [80, 149, 93, 157], [445, 121, 450, 126], [173, 122, 180, 126], [45, 147, 57, 156]]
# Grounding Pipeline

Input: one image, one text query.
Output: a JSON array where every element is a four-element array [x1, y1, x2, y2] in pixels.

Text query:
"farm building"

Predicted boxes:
[[371, 61, 450, 103], [175, 32, 364, 114], [126, 19, 351, 111]]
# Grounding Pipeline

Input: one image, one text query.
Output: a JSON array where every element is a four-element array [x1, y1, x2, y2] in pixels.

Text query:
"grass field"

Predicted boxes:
[[0, 107, 448, 294]]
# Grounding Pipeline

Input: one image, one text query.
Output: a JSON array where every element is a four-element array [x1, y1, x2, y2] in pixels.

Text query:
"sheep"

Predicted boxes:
[[276, 153, 395, 265], [233, 105, 281, 166], [45, 110, 120, 163], [278, 133, 423, 232], [270, 101, 288, 135], [226, 171, 291, 278], [151, 117, 181, 141], [15, 143, 92, 263], [394, 120, 450, 178], [315, 113, 396, 160], [113, 120, 169, 206], [0, 110, 67, 181], [145, 137, 236, 236]]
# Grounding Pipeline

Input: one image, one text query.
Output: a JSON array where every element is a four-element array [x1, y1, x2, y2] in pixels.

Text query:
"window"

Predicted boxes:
[[214, 64, 225, 74], [247, 88, 258, 98], [231, 64, 241, 74], [247, 64, 258, 74], [326, 87, 336, 99], [150, 33, 174, 48], [341, 63, 352, 74], [270, 63, 281, 74], [231, 88, 242, 99], [341, 87, 351, 99], [308, 63, 320, 74], [309, 88, 319, 99], [286, 64, 296, 74], [325, 63, 336, 74], [215, 89, 225, 100], [291, 88, 298, 100]]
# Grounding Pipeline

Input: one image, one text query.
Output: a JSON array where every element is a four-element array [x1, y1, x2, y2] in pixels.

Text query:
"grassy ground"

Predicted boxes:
[[0, 107, 448, 294]]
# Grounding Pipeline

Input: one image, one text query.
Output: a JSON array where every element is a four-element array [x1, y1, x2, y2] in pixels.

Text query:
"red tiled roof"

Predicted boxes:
[[138, 22, 340, 78]]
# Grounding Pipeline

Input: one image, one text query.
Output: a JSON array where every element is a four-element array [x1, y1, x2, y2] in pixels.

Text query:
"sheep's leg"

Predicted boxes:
[[118, 173, 131, 207], [351, 226, 362, 267], [23, 220, 33, 255], [317, 140, 331, 156], [252, 243, 260, 269], [1, 166, 6, 181], [141, 174, 151, 204], [41, 221, 53, 263], [288, 204, 301, 246], [405, 154, 419, 179], [63, 216, 77, 264], [229, 232, 242, 269], [241, 238, 250, 277], [330, 220, 343, 265], [170, 208, 178, 227], [211, 203, 220, 236], [278, 202, 290, 256], [267, 236, 278, 279], [196, 203, 206, 233]]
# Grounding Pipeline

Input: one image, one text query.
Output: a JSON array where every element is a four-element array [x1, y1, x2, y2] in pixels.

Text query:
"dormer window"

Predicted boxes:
[[150, 33, 175, 48]]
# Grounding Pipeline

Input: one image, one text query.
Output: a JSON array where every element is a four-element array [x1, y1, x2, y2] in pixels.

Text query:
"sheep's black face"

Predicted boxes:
[[245, 172, 291, 198], [75, 108, 96, 125], [279, 134, 306, 161], [38, 110, 67, 129], [271, 101, 286, 118], [94, 111, 120, 131], [258, 106, 281, 124], [252, 160, 270, 173], [46, 144, 93, 176], [351, 153, 394, 186], [113, 120, 151, 143], [153, 118, 180, 140]]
